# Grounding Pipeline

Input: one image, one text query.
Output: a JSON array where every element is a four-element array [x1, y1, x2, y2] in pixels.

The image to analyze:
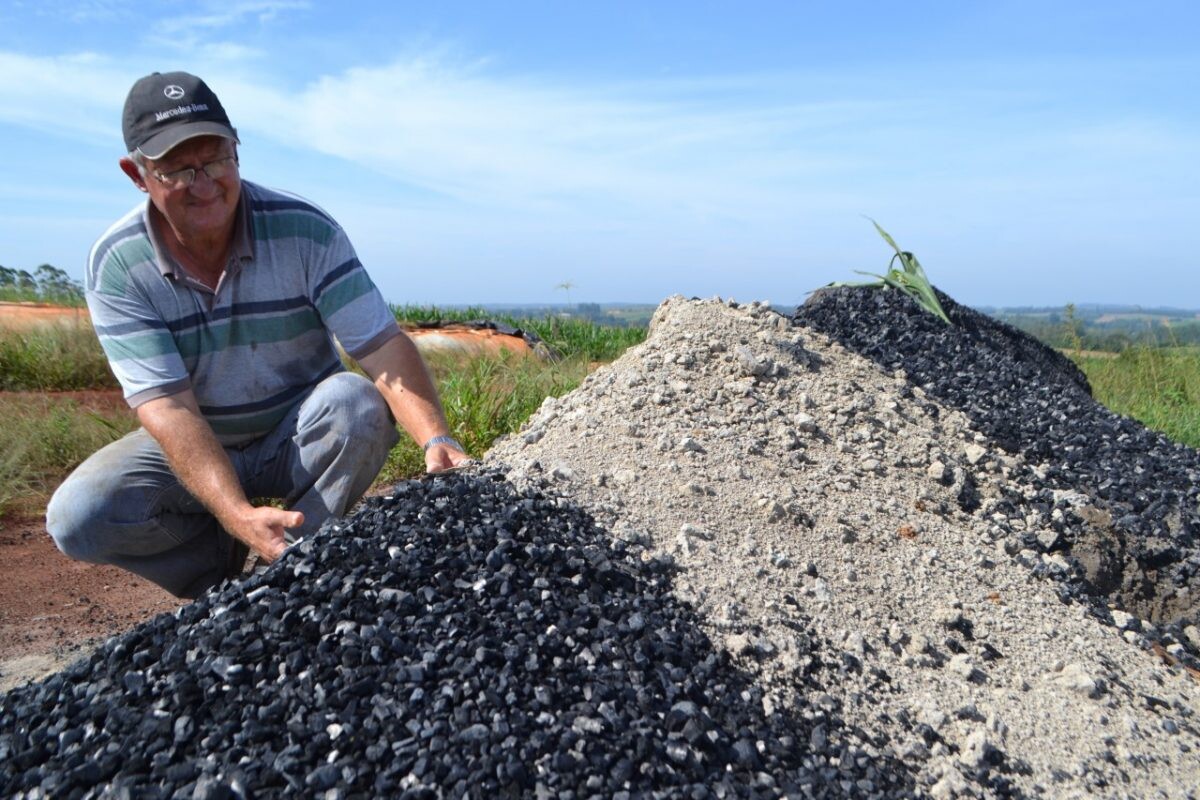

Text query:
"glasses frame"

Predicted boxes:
[[151, 155, 239, 189]]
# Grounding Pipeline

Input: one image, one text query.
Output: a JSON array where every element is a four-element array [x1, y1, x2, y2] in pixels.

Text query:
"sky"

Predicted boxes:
[[0, 1, 1196, 309]]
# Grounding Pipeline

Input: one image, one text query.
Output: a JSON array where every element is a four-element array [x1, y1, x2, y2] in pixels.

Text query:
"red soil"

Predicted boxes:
[[0, 302, 90, 331]]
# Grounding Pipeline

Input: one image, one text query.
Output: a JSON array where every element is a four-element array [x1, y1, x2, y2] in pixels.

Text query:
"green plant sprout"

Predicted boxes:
[[831, 218, 952, 325]]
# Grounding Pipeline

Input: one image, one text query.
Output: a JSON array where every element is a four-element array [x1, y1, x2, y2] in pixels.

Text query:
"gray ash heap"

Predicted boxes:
[[0, 471, 918, 798], [796, 286, 1200, 629]]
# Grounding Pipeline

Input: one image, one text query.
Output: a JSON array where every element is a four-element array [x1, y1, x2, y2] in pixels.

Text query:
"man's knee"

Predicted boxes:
[[309, 372, 398, 444], [45, 472, 108, 562], [45, 429, 167, 564]]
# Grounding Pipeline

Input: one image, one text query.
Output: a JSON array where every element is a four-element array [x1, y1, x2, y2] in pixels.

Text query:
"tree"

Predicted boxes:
[[34, 264, 83, 305]]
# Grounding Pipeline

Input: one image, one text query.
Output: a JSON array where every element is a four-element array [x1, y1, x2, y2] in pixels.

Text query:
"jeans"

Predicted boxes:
[[46, 372, 399, 599]]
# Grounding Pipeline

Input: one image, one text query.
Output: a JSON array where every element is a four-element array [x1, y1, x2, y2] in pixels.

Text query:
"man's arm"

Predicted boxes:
[[136, 391, 303, 562], [356, 332, 469, 472]]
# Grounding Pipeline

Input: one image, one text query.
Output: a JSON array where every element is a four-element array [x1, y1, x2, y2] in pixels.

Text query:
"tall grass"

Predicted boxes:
[[374, 351, 592, 484], [0, 326, 117, 391], [1072, 346, 1200, 449], [0, 396, 137, 517]]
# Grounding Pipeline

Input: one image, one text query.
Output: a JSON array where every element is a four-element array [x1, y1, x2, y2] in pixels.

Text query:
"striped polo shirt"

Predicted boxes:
[[86, 181, 400, 445]]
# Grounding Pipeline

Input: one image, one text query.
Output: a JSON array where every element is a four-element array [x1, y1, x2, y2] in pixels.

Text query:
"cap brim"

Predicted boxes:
[[137, 122, 239, 160]]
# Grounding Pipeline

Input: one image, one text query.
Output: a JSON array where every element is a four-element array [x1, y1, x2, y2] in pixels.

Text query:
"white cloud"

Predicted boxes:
[[151, 0, 310, 34], [0, 52, 128, 142], [212, 57, 890, 229], [142, 0, 309, 60]]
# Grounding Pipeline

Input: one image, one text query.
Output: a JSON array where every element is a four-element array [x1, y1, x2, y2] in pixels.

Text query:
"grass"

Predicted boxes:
[[0, 395, 137, 517], [373, 351, 592, 485], [0, 326, 117, 391], [0, 306, 644, 393], [1071, 346, 1200, 449]]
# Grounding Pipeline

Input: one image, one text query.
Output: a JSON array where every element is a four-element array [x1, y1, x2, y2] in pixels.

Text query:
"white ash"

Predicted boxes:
[[488, 295, 1200, 798]]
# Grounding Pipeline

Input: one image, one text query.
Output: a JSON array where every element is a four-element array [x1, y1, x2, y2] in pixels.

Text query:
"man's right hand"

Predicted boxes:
[[230, 506, 305, 563], [138, 391, 305, 565]]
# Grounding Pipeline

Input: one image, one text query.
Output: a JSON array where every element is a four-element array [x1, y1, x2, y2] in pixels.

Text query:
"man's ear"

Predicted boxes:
[[119, 157, 150, 193]]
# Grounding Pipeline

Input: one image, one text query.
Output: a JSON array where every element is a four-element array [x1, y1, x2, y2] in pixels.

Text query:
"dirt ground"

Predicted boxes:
[[0, 514, 178, 693], [0, 301, 90, 331], [0, 386, 175, 693]]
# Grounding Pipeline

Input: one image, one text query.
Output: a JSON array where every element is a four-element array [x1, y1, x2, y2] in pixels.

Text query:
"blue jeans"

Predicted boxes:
[[46, 372, 399, 598]]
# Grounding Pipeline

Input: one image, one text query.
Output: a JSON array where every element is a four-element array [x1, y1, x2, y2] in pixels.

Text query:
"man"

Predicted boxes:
[[47, 71, 468, 599]]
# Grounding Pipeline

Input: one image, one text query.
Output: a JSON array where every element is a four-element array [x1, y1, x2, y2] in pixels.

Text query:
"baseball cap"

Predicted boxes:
[[122, 71, 239, 159]]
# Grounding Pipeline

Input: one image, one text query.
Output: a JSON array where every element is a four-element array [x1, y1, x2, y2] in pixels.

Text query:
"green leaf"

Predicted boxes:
[[821, 218, 953, 325]]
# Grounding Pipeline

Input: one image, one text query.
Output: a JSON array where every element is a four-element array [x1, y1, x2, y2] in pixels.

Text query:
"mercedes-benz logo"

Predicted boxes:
[[163, 85, 185, 100]]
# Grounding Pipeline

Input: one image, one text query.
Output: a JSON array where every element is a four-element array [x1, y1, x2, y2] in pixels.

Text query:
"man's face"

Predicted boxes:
[[124, 135, 240, 243]]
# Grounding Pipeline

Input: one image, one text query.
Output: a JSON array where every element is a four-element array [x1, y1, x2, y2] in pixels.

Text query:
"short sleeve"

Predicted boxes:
[[87, 285, 190, 407], [308, 226, 401, 360]]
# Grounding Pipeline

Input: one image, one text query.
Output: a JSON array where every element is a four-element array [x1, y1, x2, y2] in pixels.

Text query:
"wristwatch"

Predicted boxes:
[[423, 435, 463, 452]]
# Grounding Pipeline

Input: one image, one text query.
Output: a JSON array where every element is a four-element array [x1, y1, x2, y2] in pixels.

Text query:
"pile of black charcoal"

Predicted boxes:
[[0, 471, 919, 798], [796, 286, 1200, 628]]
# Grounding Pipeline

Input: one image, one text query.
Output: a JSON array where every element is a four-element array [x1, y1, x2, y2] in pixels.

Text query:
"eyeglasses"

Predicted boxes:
[[151, 155, 238, 188]]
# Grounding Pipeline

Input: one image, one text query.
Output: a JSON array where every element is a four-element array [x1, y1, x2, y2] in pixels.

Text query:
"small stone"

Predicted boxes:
[[964, 443, 987, 465], [948, 654, 976, 679], [725, 634, 754, 655], [927, 460, 947, 481], [1035, 529, 1060, 551], [930, 768, 970, 799], [1111, 610, 1135, 630], [959, 729, 994, 768], [1183, 625, 1200, 650], [935, 606, 964, 628], [613, 469, 637, 484], [1054, 663, 1099, 696]]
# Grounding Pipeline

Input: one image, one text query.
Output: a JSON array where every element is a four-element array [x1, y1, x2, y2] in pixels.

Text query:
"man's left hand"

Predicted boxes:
[[426, 441, 471, 473]]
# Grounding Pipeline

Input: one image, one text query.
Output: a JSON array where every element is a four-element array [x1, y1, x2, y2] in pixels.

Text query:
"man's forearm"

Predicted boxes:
[[358, 332, 452, 445], [136, 392, 253, 527], [135, 392, 300, 562]]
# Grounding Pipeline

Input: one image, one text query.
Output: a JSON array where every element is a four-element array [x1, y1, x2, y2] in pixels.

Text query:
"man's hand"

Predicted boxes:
[[138, 391, 306, 564], [425, 442, 471, 473], [359, 332, 469, 474], [229, 506, 305, 563]]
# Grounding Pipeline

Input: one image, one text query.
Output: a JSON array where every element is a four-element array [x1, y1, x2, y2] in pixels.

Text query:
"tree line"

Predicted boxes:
[[0, 265, 85, 307]]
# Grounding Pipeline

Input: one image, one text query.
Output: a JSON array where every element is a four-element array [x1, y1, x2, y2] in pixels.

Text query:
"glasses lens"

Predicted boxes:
[[158, 167, 195, 187], [203, 157, 237, 180]]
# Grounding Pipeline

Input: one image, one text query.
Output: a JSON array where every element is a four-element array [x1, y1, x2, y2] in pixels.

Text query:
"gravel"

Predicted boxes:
[[1, 472, 917, 798], [4, 288, 1199, 798], [796, 285, 1200, 631]]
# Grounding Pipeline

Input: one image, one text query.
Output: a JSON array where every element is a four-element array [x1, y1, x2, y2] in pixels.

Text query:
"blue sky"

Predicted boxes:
[[1, 1, 1196, 308]]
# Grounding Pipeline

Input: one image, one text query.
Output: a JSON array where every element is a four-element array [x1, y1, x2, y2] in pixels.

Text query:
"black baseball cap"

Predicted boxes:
[[122, 71, 239, 159]]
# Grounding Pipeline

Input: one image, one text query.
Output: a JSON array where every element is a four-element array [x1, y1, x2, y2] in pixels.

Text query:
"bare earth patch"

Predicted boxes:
[[0, 514, 178, 692], [0, 301, 90, 331]]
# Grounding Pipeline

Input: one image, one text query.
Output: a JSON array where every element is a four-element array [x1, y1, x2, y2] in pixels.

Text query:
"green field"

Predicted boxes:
[[1071, 346, 1200, 449]]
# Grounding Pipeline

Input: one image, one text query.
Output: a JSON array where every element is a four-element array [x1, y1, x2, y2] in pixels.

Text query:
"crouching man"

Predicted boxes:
[[47, 71, 467, 598]]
